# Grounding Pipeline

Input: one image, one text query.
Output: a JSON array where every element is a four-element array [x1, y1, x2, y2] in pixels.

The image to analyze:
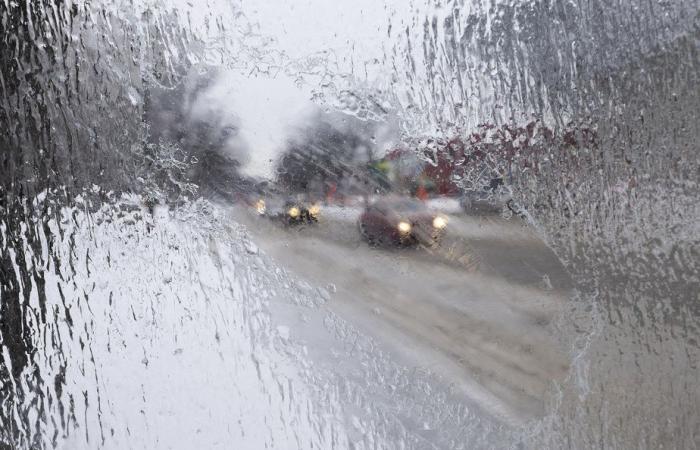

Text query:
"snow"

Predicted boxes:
[[17, 198, 341, 449], [15, 196, 512, 449], [244, 241, 259, 254], [425, 197, 462, 214]]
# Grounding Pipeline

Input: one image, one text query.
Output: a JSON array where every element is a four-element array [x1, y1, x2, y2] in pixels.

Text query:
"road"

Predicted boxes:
[[228, 201, 573, 425]]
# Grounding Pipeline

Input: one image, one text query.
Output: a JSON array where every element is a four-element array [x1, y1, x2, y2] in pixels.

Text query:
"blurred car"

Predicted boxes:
[[358, 197, 447, 246], [242, 181, 321, 226], [254, 195, 321, 226]]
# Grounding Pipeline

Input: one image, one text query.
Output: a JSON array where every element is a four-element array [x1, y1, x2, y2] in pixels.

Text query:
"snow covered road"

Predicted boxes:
[[229, 204, 573, 424]]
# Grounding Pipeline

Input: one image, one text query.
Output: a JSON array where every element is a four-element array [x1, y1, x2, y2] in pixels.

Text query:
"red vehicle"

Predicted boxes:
[[358, 197, 447, 247]]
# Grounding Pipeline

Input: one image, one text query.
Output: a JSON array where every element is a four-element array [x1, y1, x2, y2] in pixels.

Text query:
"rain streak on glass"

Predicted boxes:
[[0, 0, 698, 449]]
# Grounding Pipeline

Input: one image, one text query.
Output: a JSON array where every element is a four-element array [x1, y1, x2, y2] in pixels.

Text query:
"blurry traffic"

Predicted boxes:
[[144, 70, 542, 253], [140, 71, 576, 421]]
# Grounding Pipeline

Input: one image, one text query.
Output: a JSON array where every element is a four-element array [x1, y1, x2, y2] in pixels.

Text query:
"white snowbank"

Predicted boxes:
[[16, 199, 345, 449], [7, 195, 511, 449]]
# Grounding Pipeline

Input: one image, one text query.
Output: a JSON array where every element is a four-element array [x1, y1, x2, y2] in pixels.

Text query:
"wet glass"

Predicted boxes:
[[0, 0, 698, 448]]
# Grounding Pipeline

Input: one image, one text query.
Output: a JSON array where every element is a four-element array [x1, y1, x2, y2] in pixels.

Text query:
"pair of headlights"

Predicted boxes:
[[397, 216, 448, 234], [255, 200, 320, 218], [287, 203, 321, 218]]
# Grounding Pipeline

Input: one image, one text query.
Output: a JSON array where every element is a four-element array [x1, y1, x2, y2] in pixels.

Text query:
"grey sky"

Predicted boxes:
[[172, 0, 416, 178]]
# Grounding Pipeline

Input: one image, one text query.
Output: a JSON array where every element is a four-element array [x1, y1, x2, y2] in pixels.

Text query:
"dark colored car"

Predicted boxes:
[[278, 198, 320, 225], [243, 181, 321, 226], [358, 197, 447, 246], [254, 196, 321, 226]]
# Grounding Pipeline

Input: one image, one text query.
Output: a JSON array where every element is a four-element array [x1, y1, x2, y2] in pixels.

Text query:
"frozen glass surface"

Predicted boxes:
[[0, 0, 698, 448]]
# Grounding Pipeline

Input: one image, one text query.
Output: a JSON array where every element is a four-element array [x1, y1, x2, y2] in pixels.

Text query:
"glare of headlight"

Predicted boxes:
[[308, 203, 321, 217], [432, 216, 447, 229], [288, 206, 300, 218], [255, 199, 266, 215], [397, 221, 412, 233]]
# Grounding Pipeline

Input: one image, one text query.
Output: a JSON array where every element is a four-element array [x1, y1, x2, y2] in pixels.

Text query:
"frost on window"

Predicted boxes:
[[1, 0, 698, 449]]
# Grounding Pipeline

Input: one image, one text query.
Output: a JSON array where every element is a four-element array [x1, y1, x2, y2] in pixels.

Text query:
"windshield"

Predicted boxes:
[[0, 1, 698, 449]]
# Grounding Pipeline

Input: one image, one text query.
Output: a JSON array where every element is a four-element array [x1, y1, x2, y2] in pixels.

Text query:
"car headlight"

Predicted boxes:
[[255, 199, 266, 215], [432, 215, 447, 229], [308, 203, 321, 217], [288, 206, 300, 218], [397, 221, 412, 233]]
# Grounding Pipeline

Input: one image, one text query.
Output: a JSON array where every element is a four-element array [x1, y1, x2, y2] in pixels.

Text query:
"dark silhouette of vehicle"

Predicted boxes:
[[358, 197, 447, 247], [253, 194, 321, 226], [277, 198, 320, 226]]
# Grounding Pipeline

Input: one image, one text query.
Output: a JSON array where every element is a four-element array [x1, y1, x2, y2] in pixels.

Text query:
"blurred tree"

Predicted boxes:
[[143, 71, 253, 202], [0, 3, 196, 446], [276, 115, 383, 198]]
